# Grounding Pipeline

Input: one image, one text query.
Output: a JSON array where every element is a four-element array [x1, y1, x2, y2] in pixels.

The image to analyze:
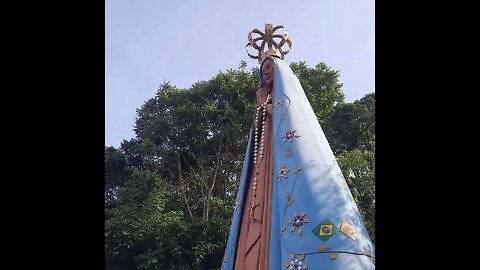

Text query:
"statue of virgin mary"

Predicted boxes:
[[221, 24, 375, 270]]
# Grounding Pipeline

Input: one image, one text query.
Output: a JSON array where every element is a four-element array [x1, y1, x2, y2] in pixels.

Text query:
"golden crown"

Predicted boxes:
[[246, 23, 293, 64]]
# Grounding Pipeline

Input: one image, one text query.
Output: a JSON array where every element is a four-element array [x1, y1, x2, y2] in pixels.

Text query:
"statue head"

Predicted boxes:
[[261, 58, 274, 93]]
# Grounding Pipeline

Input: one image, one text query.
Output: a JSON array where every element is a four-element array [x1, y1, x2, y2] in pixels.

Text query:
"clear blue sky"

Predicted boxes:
[[105, 0, 375, 147]]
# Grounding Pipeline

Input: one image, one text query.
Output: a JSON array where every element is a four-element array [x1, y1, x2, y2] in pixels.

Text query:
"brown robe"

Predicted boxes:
[[234, 87, 274, 270]]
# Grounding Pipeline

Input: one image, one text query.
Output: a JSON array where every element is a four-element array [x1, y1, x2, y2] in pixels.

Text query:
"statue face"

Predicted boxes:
[[262, 59, 274, 92]]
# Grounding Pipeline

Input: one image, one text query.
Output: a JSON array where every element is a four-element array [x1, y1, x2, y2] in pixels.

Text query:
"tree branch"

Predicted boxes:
[[176, 150, 193, 219]]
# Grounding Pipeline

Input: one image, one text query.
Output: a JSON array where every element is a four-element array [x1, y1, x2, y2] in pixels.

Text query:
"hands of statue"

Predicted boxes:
[[256, 88, 268, 106]]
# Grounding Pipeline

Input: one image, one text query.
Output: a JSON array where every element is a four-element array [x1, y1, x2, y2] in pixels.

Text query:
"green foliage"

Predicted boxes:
[[105, 164, 174, 269], [329, 93, 375, 243], [337, 141, 375, 243], [290, 62, 345, 125], [105, 146, 130, 209], [324, 93, 375, 155], [105, 61, 374, 269]]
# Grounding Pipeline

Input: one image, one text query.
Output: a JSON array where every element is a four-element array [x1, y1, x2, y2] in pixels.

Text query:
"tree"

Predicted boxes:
[[337, 142, 375, 244], [324, 93, 375, 155], [290, 61, 345, 125], [133, 67, 259, 223]]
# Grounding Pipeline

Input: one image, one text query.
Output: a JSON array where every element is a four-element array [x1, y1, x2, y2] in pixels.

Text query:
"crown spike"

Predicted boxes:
[[246, 23, 293, 64]]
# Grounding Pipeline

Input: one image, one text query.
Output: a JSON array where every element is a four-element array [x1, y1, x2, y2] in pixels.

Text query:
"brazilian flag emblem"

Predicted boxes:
[[312, 219, 338, 242]]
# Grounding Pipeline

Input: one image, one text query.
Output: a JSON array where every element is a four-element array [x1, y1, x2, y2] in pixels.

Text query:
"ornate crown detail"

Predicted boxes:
[[246, 23, 293, 64]]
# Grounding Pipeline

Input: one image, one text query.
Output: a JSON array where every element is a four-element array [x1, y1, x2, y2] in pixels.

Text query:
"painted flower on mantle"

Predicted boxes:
[[284, 253, 308, 269], [287, 212, 310, 235], [283, 130, 300, 142], [277, 165, 291, 181]]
